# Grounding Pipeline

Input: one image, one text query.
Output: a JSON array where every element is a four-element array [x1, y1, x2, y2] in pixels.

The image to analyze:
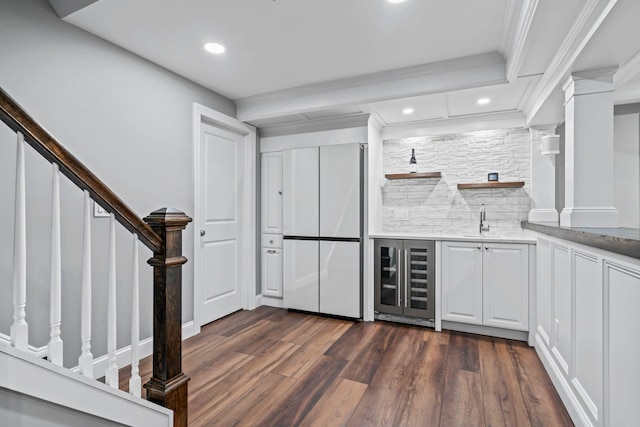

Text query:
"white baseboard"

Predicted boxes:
[[0, 333, 48, 359], [260, 295, 284, 308], [68, 321, 196, 380], [535, 334, 594, 427]]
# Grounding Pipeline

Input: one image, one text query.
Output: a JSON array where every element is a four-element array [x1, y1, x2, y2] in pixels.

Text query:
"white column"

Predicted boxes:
[[529, 125, 559, 222], [560, 68, 619, 227]]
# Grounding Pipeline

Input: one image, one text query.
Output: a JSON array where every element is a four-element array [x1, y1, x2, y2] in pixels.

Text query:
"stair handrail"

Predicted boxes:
[[0, 87, 162, 253], [1, 86, 190, 427]]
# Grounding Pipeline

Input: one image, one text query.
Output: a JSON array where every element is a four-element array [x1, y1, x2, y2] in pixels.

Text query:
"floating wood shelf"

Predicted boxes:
[[457, 181, 525, 190], [385, 172, 442, 180]]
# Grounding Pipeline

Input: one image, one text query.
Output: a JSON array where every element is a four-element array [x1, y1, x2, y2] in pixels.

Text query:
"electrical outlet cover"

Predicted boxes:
[[93, 201, 110, 218]]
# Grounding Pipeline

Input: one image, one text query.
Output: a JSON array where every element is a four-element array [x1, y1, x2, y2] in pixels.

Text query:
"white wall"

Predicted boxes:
[[0, 0, 235, 367], [613, 112, 640, 228], [382, 128, 531, 234]]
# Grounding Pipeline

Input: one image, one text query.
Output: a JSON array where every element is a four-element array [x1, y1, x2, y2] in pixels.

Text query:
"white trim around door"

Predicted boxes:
[[193, 103, 257, 336]]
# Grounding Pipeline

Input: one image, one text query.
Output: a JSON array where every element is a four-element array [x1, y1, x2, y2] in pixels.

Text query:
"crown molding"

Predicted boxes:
[[523, 0, 619, 125], [497, 0, 520, 57], [258, 114, 370, 138], [505, 0, 540, 83], [236, 52, 506, 122], [381, 110, 525, 140], [615, 49, 640, 89]]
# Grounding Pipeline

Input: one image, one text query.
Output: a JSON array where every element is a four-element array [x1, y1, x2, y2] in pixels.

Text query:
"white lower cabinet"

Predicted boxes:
[[262, 247, 282, 298], [441, 241, 529, 331], [262, 234, 283, 298], [534, 235, 640, 427]]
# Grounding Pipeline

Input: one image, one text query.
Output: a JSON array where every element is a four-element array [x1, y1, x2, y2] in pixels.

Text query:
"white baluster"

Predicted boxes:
[[11, 131, 28, 351], [78, 190, 93, 377], [129, 234, 141, 397], [48, 163, 63, 365], [105, 213, 118, 388]]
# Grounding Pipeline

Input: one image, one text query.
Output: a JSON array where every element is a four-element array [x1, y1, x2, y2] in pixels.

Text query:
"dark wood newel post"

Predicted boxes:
[[143, 208, 192, 427]]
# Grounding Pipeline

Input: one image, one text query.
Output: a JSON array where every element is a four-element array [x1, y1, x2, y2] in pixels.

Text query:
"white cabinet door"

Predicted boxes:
[[441, 241, 483, 324], [320, 241, 360, 318], [482, 243, 529, 331], [283, 239, 319, 312], [261, 152, 283, 235], [262, 247, 282, 298], [283, 147, 319, 237], [320, 143, 360, 238]]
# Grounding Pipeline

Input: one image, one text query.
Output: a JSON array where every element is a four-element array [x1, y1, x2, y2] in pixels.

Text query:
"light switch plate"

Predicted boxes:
[[93, 201, 110, 218], [394, 208, 409, 220]]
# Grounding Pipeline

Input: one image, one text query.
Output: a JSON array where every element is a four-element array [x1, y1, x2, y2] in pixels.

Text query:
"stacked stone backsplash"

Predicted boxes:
[[383, 128, 531, 234]]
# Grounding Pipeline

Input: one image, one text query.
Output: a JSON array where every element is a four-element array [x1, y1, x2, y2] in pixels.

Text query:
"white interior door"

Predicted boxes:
[[197, 123, 244, 325]]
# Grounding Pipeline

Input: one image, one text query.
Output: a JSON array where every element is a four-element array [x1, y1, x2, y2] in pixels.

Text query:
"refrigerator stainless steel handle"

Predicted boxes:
[[404, 249, 409, 308], [396, 249, 401, 307]]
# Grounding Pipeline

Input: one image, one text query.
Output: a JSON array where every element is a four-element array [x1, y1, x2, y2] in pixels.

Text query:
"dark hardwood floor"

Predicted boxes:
[[120, 306, 573, 426]]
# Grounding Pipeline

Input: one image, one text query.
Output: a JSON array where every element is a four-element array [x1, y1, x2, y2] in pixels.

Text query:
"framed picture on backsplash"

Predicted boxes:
[[487, 172, 499, 181]]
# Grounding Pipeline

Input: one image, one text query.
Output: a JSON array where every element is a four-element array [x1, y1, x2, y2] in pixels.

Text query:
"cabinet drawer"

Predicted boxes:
[[262, 234, 283, 248]]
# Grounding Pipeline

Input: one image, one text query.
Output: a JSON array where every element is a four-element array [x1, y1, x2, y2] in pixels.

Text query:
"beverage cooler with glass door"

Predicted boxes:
[[374, 239, 435, 325]]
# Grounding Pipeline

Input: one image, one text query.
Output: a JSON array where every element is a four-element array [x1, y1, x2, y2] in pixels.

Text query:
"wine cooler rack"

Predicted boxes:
[[374, 239, 436, 324]]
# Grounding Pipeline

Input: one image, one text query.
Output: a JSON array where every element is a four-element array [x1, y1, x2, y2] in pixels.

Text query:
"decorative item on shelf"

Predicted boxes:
[[487, 172, 499, 182], [541, 135, 560, 156], [409, 148, 417, 173]]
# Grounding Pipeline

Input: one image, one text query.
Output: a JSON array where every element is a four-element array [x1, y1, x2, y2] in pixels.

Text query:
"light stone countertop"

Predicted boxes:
[[369, 231, 537, 244]]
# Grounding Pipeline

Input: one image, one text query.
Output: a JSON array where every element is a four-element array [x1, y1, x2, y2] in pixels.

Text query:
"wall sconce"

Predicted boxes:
[[541, 135, 560, 156]]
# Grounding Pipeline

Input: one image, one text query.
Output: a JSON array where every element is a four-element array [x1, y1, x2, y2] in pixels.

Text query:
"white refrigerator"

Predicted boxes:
[[283, 143, 362, 318]]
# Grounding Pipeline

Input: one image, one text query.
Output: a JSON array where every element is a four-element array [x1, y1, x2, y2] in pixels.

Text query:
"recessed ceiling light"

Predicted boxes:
[[387, 0, 407, 3], [477, 97, 491, 105], [204, 42, 225, 54], [402, 107, 414, 115]]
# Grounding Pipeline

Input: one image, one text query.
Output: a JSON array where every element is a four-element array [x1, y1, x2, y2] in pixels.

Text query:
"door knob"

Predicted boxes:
[[200, 230, 206, 237]]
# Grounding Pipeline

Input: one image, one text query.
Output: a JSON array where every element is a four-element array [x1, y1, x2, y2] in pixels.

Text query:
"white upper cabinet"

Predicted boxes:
[[261, 152, 283, 235], [283, 147, 319, 237], [320, 143, 361, 238]]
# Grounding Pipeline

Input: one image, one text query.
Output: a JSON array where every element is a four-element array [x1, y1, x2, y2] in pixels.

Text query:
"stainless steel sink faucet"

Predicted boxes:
[[480, 204, 490, 234]]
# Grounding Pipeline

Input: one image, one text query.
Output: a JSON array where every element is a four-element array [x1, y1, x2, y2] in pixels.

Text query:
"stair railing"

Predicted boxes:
[[0, 87, 190, 427]]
